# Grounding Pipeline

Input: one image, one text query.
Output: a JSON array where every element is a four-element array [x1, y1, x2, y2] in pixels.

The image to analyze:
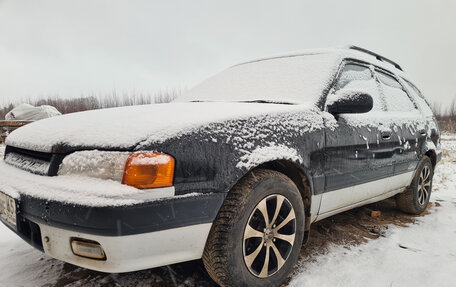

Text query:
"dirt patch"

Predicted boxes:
[[52, 260, 215, 287], [49, 198, 433, 287], [299, 198, 429, 258]]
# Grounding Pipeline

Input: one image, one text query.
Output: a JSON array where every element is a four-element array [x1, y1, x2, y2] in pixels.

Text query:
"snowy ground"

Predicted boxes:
[[0, 136, 455, 286]]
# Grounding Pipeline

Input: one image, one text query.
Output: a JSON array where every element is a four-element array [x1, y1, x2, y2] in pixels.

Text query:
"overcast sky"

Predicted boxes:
[[0, 0, 455, 109]]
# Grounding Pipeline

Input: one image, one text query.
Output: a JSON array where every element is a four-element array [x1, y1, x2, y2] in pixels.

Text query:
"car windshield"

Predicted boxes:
[[177, 53, 341, 105]]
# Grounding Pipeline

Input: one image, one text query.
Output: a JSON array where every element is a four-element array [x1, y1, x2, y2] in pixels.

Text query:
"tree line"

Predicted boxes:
[[431, 98, 456, 132], [1, 92, 455, 132], [0, 90, 180, 120]]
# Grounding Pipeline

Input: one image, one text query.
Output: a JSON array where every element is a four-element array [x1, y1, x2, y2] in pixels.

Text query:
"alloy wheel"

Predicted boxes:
[[243, 194, 296, 278], [417, 165, 431, 206]]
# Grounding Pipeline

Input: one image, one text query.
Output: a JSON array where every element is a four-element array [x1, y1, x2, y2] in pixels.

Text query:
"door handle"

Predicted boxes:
[[419, 130, 427, 137], [381, 132, 391, 141]]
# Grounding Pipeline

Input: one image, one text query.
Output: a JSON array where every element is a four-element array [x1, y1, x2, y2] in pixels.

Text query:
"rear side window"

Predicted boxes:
[[376, 70, 416, 112], [402, 79, 434, 116], [332, 64, 383, 111]]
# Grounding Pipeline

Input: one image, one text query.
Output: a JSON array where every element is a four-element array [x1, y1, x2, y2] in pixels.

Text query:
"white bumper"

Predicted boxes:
[[38, 222, 212, 273]]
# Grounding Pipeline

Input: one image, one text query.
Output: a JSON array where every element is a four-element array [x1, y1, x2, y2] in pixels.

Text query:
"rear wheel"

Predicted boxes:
[[396, 156, 433, 214], [202, 169, 305, 287]]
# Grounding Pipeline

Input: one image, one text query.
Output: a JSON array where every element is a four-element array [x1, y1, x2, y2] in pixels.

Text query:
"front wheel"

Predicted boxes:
[[202, 169, 305, 287], [396, 156, 434, 214]]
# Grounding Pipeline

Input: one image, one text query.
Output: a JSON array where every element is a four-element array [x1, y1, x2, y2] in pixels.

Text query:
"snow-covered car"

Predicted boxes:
[[0, 46, 441, 287]]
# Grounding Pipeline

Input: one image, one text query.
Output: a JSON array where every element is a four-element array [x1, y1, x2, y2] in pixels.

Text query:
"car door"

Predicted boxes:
[[376, 70, 423, 188], [319, 62, 395, 216]]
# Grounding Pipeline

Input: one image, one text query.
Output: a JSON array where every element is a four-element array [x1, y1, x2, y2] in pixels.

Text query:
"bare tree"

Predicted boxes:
[[433, 96, 456, 133]]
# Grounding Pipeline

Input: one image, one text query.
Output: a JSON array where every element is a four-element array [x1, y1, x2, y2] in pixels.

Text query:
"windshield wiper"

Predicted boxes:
[[240, 100, 295, 105], [189, 100, 295, 105]]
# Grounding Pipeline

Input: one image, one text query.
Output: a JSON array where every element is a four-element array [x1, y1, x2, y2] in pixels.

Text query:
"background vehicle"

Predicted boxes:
[[0, 46, 441, 287]]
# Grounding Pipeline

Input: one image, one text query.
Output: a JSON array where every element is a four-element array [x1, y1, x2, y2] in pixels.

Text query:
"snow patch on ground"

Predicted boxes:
[[0, 227, 64, 287]]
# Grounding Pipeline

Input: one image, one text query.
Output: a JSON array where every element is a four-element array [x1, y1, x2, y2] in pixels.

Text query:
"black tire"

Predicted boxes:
[[202, 169, 305, 287], [396, 156, 433, 214]]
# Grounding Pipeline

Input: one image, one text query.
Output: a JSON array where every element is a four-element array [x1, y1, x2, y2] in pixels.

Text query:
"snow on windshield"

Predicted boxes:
[[177, 53, 341, 104]]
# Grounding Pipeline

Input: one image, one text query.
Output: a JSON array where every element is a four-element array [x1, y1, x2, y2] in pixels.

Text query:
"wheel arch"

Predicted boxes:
[[212, 159, 314, 245], [256, 160, 313, 240], [425, 149, 437, 168], [421, 139, 437, 168]]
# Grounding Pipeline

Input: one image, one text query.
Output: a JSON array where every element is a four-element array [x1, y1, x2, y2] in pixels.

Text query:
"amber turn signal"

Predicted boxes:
[[122, 152, 175, 189]]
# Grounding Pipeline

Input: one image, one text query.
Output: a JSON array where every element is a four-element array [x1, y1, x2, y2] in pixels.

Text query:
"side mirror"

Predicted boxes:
[[327, 90, 373, 115]]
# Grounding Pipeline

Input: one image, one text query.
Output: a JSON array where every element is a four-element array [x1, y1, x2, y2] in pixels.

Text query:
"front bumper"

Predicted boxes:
[[39, 221, 213, 273], [1, 192, 225, 273], [19, 192, 225, 236]]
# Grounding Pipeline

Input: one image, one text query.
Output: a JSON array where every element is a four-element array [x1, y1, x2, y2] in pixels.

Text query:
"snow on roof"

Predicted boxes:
[[236, 46, 410, 79], [242, 47, 404, 73], [178, 46, 413, 105]]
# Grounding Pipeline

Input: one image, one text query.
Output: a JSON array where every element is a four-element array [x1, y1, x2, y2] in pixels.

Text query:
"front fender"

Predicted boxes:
[[139, 110, 327, 197]]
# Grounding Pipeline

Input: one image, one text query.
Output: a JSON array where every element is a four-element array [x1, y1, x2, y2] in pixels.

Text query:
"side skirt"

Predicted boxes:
[[315, 187, 405, 222], [315, 187, 405, 221], [315, 171, 414, 221]]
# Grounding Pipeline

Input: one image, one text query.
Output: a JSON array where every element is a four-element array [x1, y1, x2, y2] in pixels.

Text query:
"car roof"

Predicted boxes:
[[235, 46, 409, 80]]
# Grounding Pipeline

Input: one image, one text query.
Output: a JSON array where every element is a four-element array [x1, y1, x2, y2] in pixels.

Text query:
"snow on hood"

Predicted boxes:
[[6, 102, 317, 153]]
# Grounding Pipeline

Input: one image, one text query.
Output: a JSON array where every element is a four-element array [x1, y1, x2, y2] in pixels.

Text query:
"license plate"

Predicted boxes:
[[0, 192, 16, 227]]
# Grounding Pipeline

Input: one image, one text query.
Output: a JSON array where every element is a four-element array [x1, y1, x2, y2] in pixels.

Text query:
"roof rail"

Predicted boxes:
[[348, 45, 403, 71]]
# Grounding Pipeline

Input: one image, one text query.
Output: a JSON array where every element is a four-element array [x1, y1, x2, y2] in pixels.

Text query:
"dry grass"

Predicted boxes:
[[432, 98, 456, 132]]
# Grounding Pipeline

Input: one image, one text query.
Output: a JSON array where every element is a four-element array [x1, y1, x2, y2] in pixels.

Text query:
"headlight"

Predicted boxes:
[[58, 150, 129, 181], [58, 150, 175, 189]]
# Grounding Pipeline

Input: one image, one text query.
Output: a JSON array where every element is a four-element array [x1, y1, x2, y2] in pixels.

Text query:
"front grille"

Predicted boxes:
[[4, 146, 64, 176], [5, 146, 53, 162]]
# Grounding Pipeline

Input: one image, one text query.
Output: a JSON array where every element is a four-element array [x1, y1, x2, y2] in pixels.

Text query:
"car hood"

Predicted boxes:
[[6, 102, 317, 153]]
